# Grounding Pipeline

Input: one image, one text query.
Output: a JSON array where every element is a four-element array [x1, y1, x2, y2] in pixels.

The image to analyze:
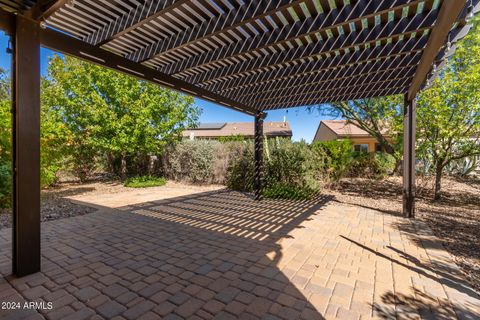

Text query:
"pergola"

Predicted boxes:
[[0, 0, 476, 277]]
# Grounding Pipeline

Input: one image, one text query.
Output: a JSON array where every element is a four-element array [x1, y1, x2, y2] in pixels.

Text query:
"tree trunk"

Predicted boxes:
[[434, 163, 443, 200], [120, 153, 127, 180]]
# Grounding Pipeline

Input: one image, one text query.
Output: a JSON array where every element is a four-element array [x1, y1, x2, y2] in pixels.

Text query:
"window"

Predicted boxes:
[[354, 144, 369, 153]]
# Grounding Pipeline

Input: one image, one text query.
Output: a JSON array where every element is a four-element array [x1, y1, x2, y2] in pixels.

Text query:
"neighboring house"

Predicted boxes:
[[313, 120, 386, 153], [182, 122, 292, 140]]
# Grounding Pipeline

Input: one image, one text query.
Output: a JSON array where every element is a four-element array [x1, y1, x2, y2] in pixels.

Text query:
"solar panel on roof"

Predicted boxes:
[[193, 123, 227, 130]]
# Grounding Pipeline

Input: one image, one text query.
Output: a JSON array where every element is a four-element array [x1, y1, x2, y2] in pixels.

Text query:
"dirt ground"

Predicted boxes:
[[1, 176, 478, 292], [323, 176, 480, 293]]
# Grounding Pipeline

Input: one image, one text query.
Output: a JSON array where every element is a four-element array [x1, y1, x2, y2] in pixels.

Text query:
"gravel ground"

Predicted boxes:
[[0, 185, 98, 229], [323, 176, 480, 293], [0, 180, 222, 229]]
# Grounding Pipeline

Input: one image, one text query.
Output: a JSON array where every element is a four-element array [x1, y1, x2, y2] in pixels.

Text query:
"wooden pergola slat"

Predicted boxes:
[[231, 53, 423, 102], [167, 0, 421, 78], [127, 0, 301, 62], [205, 35, 428, 93]]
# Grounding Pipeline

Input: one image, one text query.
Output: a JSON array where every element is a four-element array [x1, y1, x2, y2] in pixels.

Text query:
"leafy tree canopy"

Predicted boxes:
[[42, 55, 200, 179], [416, 16, 480, 199]]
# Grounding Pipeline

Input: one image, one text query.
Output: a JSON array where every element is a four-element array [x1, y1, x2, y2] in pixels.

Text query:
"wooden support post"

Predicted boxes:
[[12, 16, 41, 277], [403, 94, 416, 218], [254, 111, 265, 201]]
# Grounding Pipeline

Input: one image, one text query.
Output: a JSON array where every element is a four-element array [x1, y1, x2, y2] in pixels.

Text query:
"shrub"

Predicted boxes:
[[227, 138, 321, 199], [218, 135, 245, 143], [212, 141, 247, 184], [124, 175, 166, 188], [226, 141, 255, 191], [311, 140, 354, 183], [264, 183, 318, 200], [348, 152, 396, 179], [265, 139, 320, 192], [0, 163, 11, 208], [163, 140, 217, 183], [70, 144, 98, 183]]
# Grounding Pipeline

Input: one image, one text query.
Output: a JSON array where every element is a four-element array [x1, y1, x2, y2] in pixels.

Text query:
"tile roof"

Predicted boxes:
[[321, 120, 373, 137], [183, 122, 292, 138]]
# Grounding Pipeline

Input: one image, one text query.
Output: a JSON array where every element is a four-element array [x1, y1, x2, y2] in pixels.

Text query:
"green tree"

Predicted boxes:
[[42, 55, 200, 180], [312, 95, 404, 171], [416, 17, 480, 200], [0, 68, 11, 207]]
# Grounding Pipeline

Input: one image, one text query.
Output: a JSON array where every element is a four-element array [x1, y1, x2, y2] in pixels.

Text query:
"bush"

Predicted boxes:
[[212, 141, 247, 184], [226, 141, 255, 191], [265, 139, 320, 192], [0, 163, 11, 208], [69, 144, 97, 183], [227, 138, 321, 199], [163, 140, 217, 183], [124, 175, 166, 188], [311, 140, 354, 183], [264, 183, 318, 200], [348, 152, 396, 179]]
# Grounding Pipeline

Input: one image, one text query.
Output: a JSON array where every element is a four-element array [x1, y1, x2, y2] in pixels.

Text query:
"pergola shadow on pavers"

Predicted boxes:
[[0, 0, 477, 278], [1, 190, 479, 319]]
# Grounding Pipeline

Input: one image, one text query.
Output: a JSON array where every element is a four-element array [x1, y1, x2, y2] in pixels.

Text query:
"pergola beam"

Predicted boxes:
[[25, 0, 69, 20], [12, 14, 41, 277], [408, 0, 469, 99], [403, 94, 416, 218], [261, 85, 408, 110]]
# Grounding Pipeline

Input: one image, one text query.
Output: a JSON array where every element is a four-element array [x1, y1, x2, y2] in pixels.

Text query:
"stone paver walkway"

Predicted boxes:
[[1, 189, 479, 320]]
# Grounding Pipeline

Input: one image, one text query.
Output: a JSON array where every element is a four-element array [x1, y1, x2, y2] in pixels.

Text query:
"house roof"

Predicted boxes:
[[183, 122, 292, 138], [320, 120, 377, 138], [0, 1, 475, 114]]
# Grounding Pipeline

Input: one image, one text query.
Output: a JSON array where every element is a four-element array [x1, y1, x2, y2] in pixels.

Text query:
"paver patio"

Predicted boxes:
[[0, 188, 479, 320]]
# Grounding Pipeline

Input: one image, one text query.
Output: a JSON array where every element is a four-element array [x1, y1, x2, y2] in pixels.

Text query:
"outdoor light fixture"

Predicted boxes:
[[466, 0, 474, 22], [6, 39, 12, 54], [446, 33, 452, 52]]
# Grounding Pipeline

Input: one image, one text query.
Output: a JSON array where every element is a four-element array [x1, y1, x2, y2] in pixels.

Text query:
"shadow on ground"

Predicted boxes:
[[1, 189, 332, 319]]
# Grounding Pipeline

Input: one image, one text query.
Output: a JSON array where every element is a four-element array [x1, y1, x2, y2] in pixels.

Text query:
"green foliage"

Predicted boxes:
[[124, 176, 166, 188], [217, 135, 246, 143], [416, 15, 480, 198], [445, 157, 478, 177], [163, 140, 218, 183], [0, 69, 11, 208], [265, 139, 320, 193], [312, 140, 354, 183], [264, 183, 318, 200], [225, 141, 255, 191], [349, 152, 396, 179], [318, 95, 403, 161], [42, 55, 199, 180], [227, 139, 321, 200], [0, 163, 11, 207]]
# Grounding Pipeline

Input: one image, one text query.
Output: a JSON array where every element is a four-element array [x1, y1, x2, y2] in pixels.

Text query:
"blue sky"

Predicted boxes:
[[0, 32, 334, 142]]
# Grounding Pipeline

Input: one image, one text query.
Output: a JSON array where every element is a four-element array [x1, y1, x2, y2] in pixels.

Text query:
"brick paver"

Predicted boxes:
[[0, 188, 479, 319]]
